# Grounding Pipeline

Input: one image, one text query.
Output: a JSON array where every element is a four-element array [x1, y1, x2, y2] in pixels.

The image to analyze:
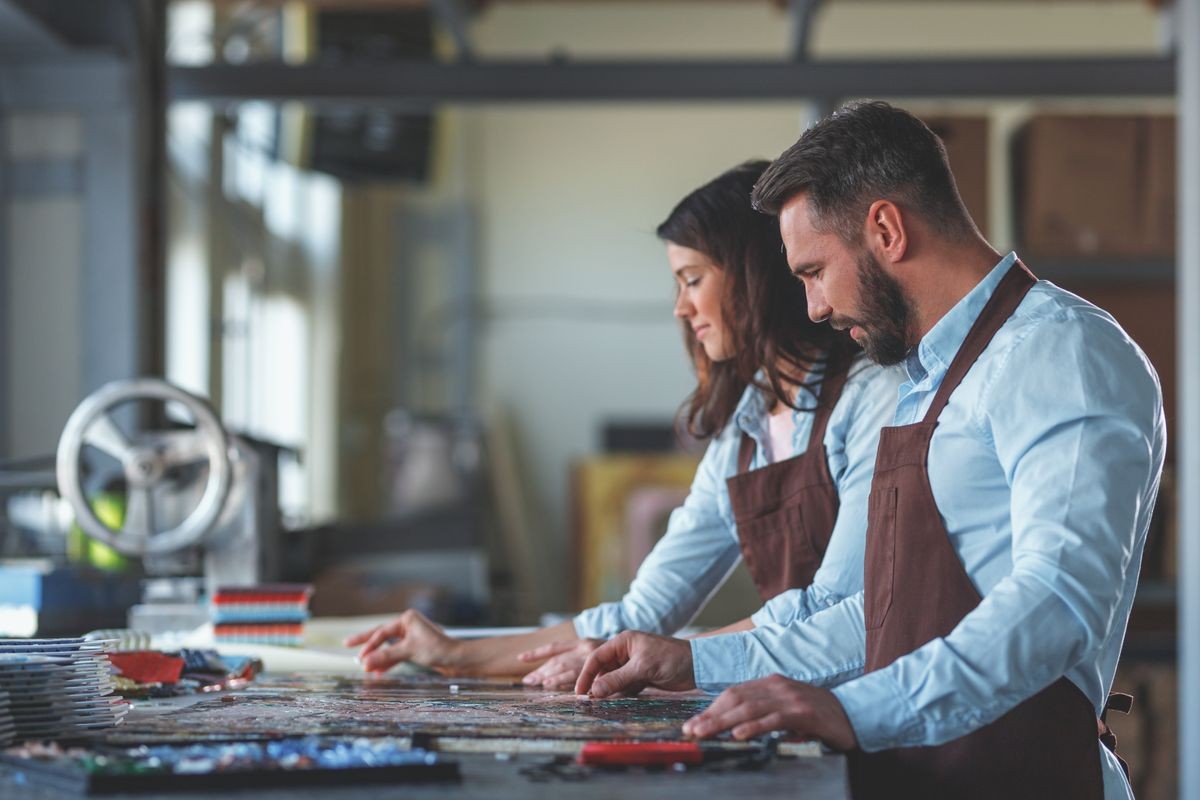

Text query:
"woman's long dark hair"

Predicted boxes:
[[657, 160, 855, 439]]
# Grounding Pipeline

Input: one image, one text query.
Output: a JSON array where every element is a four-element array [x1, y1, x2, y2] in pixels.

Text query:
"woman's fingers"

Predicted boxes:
[[518, 640, 578, 662], [342, 625, 379, 647]]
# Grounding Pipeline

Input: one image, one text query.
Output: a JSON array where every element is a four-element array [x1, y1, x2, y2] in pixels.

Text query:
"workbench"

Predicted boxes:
[[0, 673, 850, 798]]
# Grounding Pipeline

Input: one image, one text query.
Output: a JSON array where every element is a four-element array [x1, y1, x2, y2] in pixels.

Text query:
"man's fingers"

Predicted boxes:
[[574, 637, 628, 695], [683, 694, 769, 739], [731, 712, 785, 741], [590, 662, 648, 699], [681, 687, 740, 734]]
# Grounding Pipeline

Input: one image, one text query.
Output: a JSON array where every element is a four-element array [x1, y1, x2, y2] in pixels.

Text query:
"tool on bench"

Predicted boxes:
[[577, 735, 779, 769]]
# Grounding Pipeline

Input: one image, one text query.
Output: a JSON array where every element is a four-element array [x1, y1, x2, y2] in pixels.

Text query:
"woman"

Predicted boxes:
[[346, 161, 901, 687]]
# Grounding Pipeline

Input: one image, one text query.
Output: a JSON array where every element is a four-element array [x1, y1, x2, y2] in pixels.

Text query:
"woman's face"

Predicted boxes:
[[667, 242, 732, 362]]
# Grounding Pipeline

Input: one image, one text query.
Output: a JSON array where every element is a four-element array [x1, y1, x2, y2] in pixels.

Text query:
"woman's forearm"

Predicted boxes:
[[442, 620, 581, 677]]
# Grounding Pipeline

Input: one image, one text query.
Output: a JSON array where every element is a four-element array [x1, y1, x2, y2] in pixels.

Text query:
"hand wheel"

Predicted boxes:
[[55, 379, 232, 556]]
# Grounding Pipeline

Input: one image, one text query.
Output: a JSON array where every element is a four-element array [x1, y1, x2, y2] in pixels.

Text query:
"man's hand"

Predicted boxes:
[[573, 631, 696, 697], [681, 675, 858, 750], [343, 609, 460, 673], [518, 639, 603, 689]]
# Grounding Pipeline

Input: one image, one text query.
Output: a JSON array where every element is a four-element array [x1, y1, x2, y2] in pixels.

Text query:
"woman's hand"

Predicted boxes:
[[343, 609, 461, 673], [518, 639, 604, 689]]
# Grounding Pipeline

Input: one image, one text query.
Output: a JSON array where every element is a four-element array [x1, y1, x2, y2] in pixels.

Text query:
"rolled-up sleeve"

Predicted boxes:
[[573, 428, 743, 639], [694, 591, 867, 692]]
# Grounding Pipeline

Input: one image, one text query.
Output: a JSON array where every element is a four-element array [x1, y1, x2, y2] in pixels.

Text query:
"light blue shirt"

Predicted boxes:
[[690, 253, 1165, 800], [573, 355, 904, 639]]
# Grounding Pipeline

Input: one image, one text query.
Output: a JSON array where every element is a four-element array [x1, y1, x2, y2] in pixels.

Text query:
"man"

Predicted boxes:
[[575, 101, 1164, 799]]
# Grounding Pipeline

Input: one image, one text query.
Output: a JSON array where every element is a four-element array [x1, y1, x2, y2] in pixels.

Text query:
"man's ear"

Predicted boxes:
[[864, 200, 908, 265]]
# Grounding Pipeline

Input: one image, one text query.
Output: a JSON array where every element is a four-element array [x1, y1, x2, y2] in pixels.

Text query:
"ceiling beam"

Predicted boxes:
[[169, 56, 1175, 106]]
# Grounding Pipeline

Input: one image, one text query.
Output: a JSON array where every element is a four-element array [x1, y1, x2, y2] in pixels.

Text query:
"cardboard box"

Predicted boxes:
[[1145, 115, 1177, 259], [924, 115, 990, 238], [1017, 114, 1176, 260]]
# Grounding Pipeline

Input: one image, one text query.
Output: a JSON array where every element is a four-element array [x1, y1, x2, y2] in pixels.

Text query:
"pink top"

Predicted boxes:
[[765, 408, 798, 464]]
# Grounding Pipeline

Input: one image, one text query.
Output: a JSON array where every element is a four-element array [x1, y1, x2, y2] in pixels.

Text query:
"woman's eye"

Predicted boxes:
[[685, 277, 700, 288]]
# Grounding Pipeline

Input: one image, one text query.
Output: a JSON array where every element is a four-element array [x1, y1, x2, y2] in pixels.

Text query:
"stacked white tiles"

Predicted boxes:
[[0, 639, 128, 742]]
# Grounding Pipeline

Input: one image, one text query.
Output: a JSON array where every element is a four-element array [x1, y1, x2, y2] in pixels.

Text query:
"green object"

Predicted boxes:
[[67, 492, 130, 571]]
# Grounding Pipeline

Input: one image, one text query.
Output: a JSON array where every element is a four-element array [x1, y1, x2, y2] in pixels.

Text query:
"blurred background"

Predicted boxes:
[[0, 1, 1192, 797]]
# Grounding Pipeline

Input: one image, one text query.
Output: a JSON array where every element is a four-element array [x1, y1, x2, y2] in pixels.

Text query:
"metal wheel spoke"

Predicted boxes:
[[84, 414, 132, 461], [124, 486, 156, 538], [159, 430, 210, 468]]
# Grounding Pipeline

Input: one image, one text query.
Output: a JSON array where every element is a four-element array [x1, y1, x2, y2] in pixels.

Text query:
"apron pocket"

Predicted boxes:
[[736, 506, 818, 600]]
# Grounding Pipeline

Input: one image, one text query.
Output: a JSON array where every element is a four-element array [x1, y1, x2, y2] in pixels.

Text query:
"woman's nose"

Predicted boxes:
[[674, 292, 693, 319]]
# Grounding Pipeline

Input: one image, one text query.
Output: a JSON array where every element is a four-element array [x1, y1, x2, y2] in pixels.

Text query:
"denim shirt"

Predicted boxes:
[[690, 253, 1165, 800], [572, 354, 904, 639]]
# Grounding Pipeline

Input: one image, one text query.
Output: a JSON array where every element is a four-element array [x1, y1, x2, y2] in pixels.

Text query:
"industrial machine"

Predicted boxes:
[[52, 378, 283, 633]]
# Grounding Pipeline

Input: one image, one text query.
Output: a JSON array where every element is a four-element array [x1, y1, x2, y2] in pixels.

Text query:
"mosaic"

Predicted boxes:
[[104, 674, 713, 746]]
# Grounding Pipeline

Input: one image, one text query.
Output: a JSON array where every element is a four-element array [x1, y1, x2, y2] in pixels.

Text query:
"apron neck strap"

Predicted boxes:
[[921, 260, 1037, 425], [736, 350, 853, 473], [807, 352, 852, 450], [737, 430, 756, 474]]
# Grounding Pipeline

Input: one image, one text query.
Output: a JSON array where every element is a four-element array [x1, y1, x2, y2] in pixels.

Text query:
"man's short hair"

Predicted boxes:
[[751, 100, 978, 245]]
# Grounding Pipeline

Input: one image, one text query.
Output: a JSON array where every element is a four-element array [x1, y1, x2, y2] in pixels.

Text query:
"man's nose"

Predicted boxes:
[[807, 284, 831, 324]]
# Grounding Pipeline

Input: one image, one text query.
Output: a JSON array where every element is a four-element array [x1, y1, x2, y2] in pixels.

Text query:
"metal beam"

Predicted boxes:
[[428, 0, 474, 62], [1178, 2, 1200, 799], [168, 56, 1176, 105]]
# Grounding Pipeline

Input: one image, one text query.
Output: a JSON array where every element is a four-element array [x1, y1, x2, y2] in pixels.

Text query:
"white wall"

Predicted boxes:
[[470, 103, 813, 609]]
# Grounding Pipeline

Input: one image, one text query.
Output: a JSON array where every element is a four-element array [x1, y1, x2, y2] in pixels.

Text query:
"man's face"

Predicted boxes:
[[779, 195, 914, 366]]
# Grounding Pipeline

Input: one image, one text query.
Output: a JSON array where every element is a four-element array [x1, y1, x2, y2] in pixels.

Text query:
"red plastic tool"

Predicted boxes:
[[577, 742, 704, 767]]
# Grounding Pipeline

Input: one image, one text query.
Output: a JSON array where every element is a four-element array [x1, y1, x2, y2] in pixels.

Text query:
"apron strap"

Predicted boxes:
[[921, 261, 1037, 425], [737, 351, 854, 475], [806, 353, 853, 451], [737, 432, 756, 474]]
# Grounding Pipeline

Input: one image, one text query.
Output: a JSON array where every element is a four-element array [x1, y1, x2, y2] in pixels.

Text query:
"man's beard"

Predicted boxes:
[[836, 250, 913, 366]]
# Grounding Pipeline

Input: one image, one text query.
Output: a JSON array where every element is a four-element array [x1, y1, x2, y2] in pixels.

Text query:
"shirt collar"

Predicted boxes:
[[905, 251, 1019, 385], [733, 379, 767, 438], [732, 366, 821, 441]]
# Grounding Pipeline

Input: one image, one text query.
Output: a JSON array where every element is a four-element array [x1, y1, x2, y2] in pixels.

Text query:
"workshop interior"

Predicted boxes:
[[0, 0, 1197, 798]]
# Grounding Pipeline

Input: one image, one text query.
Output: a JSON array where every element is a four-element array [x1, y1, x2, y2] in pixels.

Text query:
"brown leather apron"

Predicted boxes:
[[726, 356, 851, 602], [850, 262, 1107, 800]]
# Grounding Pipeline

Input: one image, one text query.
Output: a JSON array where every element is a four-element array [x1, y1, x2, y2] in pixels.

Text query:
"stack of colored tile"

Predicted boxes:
[[212, 585, 313, 647], [0, 639, 128, 741]]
